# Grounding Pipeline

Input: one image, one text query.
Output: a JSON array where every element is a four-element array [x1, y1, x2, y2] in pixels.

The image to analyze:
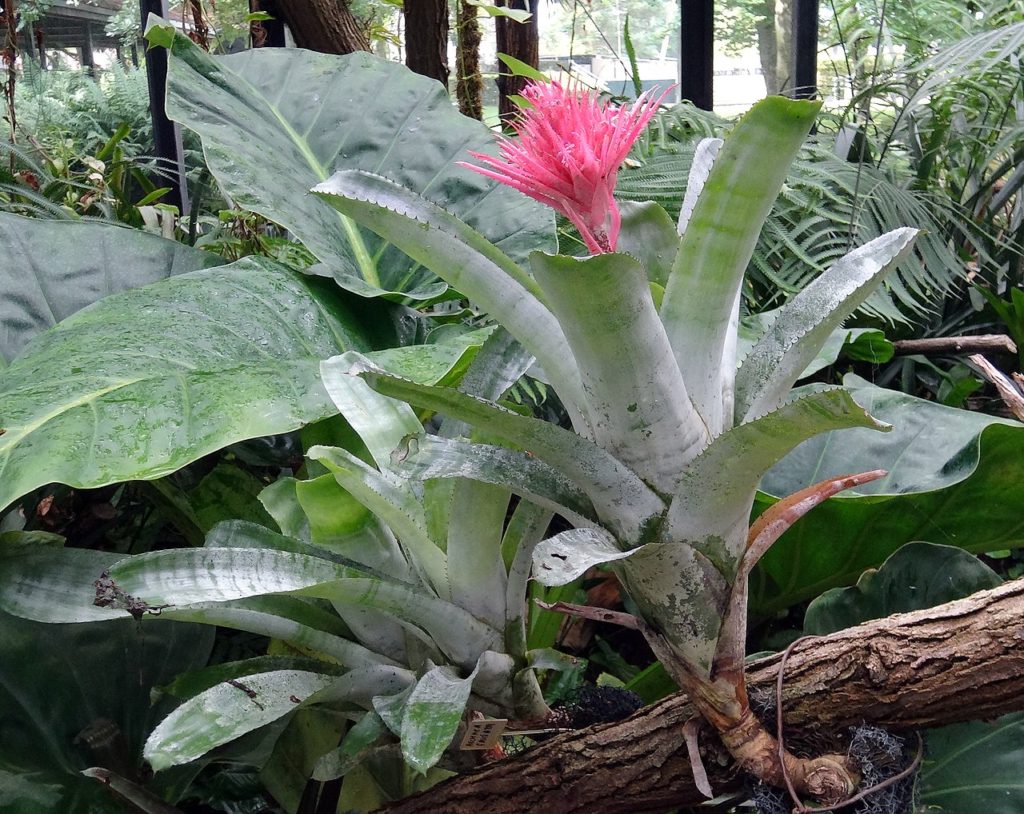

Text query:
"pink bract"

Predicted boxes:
[[461, 81, 670, 254]]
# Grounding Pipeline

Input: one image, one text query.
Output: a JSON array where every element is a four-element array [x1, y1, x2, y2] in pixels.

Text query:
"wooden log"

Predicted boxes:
[[380, 579, 1024, 814]]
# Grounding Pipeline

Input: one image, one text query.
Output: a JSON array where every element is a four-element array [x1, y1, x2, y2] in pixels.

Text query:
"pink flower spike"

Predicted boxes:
[[460, 81, 671, 254]]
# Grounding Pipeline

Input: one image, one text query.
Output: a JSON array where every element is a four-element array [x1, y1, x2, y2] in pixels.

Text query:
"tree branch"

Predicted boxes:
[[893, 334, 1018, 356], [380, 579, 1024, 814]]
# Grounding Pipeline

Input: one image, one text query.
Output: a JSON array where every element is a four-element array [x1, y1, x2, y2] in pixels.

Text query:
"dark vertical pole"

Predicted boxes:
[[80, 23, 94, 74], [140, 0, 188, 212], [679, 0, 713, 111], [793, 0, 819, 99]]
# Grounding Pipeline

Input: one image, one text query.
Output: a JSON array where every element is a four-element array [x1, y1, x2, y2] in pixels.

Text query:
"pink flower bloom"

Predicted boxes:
[[462, 81, 670, 254]]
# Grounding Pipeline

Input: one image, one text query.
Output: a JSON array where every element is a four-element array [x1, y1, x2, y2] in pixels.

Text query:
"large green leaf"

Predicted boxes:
[[804, 542, 1002, 635], [918, 714, 1024, 814], [150, 22, 554, 299], [0, 257, 380, 513], [0, 608, 212, 812], [0, 212, 222, 363], [752, 377, 1024, 613]]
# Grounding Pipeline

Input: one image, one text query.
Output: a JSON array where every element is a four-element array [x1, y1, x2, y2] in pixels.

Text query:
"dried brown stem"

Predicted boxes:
[[894, 334, 1017, 356], [970, 353, 1024, 421]]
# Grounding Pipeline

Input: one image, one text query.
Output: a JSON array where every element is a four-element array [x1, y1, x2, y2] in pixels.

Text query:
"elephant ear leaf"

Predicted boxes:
[[0, 257, 375, 512], [148, 21, 553, 299], [0, 212, 223, 363]]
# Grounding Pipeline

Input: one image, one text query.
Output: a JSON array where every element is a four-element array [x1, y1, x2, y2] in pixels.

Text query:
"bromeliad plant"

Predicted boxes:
[[0, 328, 562, 805], [311, 81, 919, 803]]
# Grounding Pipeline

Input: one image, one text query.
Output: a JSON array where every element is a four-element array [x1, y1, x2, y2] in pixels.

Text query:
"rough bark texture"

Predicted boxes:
[[495, 0, 538, 125], [380, 579, 1024, 814], [275, 0, 370, 55], [756, 16, 779, 95], [403, 0, 449, 87], [455, 0, 482, 120]]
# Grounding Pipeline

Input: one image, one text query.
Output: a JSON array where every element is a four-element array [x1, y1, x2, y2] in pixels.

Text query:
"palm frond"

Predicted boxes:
[[617, 104, 982, 320]]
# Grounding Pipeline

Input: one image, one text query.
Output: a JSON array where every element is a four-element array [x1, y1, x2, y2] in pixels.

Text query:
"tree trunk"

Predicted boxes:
[[403, 0, 449, 87], [773, 0, 794, 93], [380, 578, 1024, 814], [755, 11, 778, 95], [495, 0, 539, 125], [455, 0, 483, 120], [275, 0, 370, 55]]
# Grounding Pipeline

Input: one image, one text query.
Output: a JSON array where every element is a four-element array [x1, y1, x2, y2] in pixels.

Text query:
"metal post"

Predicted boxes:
[[140, 0, 189, 213], [679, 0, 713, 111], [793, 0, 819, 99], [80, 22, 94, 74]]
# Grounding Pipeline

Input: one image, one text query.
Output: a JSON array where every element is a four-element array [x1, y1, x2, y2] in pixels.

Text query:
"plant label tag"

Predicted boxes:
[[460, 717, 507, 750]]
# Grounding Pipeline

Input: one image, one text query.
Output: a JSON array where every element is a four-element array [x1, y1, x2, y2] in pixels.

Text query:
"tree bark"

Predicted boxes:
[[455, 0, 483, 120], [755, 11, 778, 95], [275, 0, 370, 55], [403, 0, 449, 87], [773, 0, 794, 93], [495, 0, 539, 125], [380, 579, 1024, 814]]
